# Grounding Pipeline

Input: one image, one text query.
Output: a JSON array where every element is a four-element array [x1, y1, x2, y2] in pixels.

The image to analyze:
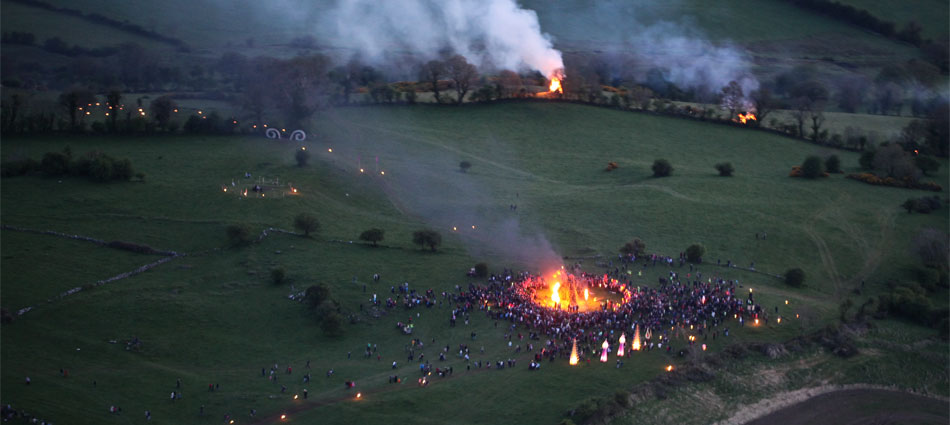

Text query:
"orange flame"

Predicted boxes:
[[632, 325, 641, 351], [583, 287, 589, 301], [665, 365, 673, 372], [551, 282, 561, 307], [569, 338, 579, 365], [548, 77, 562, 94], [737, 113, 757, 124]]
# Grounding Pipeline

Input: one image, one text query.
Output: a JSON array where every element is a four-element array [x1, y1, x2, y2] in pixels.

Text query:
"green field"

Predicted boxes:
[[1, 102, 947, 424]]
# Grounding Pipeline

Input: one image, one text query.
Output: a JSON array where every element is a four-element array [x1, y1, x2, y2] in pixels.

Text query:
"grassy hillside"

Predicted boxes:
[[1, 102, 946, 424], [835, 0, 950, 39]]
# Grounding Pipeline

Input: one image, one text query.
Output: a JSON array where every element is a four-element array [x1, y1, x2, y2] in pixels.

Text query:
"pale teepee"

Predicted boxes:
[[632, 324, 641, 351], [569, 338, 579, 365]]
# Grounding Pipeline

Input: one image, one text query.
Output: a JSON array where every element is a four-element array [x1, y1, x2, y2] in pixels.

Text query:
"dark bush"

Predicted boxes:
[[295, 148, 310, 167], [459, 161, 471, 173], [271, 267, 286, 285], [226, 223, 253, 246], [294, 213, 320, 236], [825, 155, 841, 173], [652, 159, 673, 177], [685, 244, 705, 263], [800, 156, 824, 179], [785, 268, 806, 287], [473, 262, 488, 278], [359, 228, 385, 246], [41, 152, 70, 175], [412, 229, 442, 252], [305, 283, 331, 309], [620, 238, 646, 257], [1, 308, 14, 324], [89, 156, 115, 182], [318, 306, 344, 336], [1, 158, 39, 177], [715, 162, 734, 176]]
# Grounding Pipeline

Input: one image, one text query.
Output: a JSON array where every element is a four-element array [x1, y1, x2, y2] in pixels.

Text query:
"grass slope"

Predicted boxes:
[[1, 103, 946, 424]]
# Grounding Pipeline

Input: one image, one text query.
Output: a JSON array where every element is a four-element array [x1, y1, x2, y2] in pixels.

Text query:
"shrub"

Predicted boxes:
[[651, 159, 672, 177], [859, 149, 876, 170], [915, 155, 940, 176], [785, 268, 806, 287], [685, 244, 705, 263], [912, 228, 949, 268], [619, 238, 646, 257], [459, 161, 471, 173], [846, 173, 942, 191], [412, 229, 442, 252], [318, 305, 344, 337], [1, 158, 39, 177], [800, 156, 824, 179], [271, 267, 286, 285], [89, 156, 115, 182], [714, 162, 734, 176], [295, 148, 310, 167], [41, 152, 70, 176], [305, 283, 331, 309], [294, 213, 320, 237], [825, 155, 841, 173], [473, 262, 488, 278], [0, 308, 13, 324], [359, 228, 385, 246], [226, 223, 253, 246]]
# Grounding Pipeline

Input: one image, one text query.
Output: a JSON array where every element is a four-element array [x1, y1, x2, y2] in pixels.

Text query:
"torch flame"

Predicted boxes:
[[569, 338, 579, 365], [551, 282, 561, 307], [600, 339, 609, 362], [737, 113, 757, 124], [617, 333, 626, 357], [632, 324, 641, 351]]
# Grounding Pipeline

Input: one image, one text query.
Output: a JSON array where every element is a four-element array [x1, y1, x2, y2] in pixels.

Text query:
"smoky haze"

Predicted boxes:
[[323, 0, 564, 77], [346, 125, 563, 270]]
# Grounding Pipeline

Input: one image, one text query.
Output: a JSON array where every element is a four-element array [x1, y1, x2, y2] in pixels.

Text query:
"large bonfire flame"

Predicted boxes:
[[736, 112, 757, 124], [569, 338, 579, 365], [551, 281, 561, 307], [548, 76, 562, 94]]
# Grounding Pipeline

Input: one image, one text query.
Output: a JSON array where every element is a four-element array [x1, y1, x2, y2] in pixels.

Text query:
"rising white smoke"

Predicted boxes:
[[327, 0, 563, 76]]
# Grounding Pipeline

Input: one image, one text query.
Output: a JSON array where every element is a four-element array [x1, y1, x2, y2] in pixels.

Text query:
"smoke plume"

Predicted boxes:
[[326, 0, 563, 76]]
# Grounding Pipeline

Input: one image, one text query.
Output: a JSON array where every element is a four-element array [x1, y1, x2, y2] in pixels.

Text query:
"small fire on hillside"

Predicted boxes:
[[736, 112, 757, 124], [536, 70, 565, 98], [548, 76, 562, 94]]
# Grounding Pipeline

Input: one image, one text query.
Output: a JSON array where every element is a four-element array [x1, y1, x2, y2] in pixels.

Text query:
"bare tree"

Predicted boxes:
[[720, 80, 744, 117], [498, 70, 522, 98], [445, 55, 478, 105], [59, 87, 96, 130], [809, 110, 826, 143], [911, 227, 948, 267], [418, 60, 445, 104], [749, 87, 776, 125]]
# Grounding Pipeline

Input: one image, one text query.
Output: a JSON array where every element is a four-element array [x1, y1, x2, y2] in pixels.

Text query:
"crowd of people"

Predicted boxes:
[[446, 254, 768, 363]]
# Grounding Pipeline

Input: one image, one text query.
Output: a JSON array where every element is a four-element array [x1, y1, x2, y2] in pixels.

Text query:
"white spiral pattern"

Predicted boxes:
[[289, 130, 306, 141], [265, 128, 281, 139]]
